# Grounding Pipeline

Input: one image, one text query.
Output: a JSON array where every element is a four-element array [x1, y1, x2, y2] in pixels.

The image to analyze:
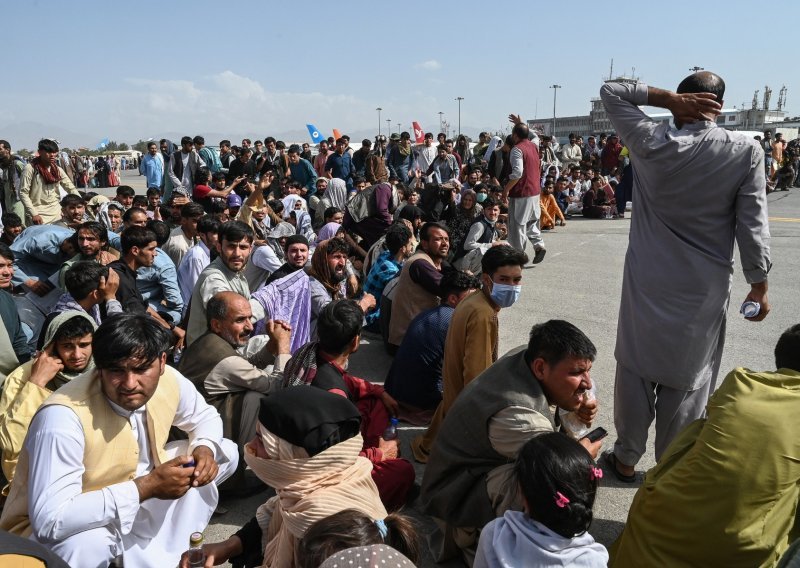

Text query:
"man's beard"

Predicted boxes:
[[331, 269, 347, 283], [0, 155, 10, 168]]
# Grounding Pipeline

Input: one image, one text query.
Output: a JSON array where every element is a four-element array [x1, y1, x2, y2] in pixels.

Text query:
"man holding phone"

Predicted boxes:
[[420, 320, 603, 565]]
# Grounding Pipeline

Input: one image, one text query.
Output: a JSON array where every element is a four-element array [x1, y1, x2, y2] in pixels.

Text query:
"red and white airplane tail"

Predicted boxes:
[[412, 121, 425, 144]]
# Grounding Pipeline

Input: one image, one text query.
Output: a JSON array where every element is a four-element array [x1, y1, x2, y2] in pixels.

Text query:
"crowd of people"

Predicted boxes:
[[0, 70, 793, 568]]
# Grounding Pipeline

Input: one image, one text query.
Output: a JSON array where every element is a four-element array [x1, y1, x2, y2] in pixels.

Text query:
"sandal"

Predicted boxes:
[[601, 451, 636, 483]]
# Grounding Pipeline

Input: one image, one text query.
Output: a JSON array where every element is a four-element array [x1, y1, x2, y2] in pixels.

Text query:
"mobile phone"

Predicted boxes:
[[582, 427, 608, 443], [182, 460, 196, 468]]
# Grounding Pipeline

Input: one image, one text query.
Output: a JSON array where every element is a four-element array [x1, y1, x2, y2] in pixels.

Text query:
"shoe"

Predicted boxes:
[[601, 451, 636, 483], [532, 248, 547, 264]]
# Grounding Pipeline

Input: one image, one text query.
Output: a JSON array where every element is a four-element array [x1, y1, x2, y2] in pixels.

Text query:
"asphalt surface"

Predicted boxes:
[[114, 170, 800, 566]]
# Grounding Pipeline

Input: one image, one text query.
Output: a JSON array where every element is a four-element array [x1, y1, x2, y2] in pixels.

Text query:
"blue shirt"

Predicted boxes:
[[362, 250, 402, 325], [324, 152, 355, 189], [139, 153, 164, 189], [10, 225, 73, 286], [288, 157, 318, 196], [137, 247, 184, 323], [384, 304, 454, 409]]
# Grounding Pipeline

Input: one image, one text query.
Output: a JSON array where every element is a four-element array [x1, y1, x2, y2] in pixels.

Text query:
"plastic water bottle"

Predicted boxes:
[[559, 386, 595, 439], [188, 532, 205, 567], [382, 418, 399, 441], [740, 301, 760, 318]]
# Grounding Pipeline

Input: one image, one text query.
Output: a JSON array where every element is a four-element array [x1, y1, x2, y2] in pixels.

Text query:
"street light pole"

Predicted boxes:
[[438, 111, 444, 134], [550, 85, 561, 138], [386, 119, 391, 137], [455, 97, 464, 137], [376, 107, 382, 137]]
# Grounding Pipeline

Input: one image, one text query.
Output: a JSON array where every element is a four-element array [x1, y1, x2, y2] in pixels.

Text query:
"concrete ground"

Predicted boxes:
[[115, 171, 800, 566]]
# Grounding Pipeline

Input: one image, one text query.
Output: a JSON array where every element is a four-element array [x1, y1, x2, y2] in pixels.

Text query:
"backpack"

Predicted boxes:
[[346, 182, 398, 224]]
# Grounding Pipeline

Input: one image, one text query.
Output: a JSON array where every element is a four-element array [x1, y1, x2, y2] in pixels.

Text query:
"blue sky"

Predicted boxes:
[[3, 0, 797, 148]]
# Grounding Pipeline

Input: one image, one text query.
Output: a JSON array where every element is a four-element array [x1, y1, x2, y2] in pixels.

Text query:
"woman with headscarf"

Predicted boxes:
[[179, 388, 387, 568], [0, 311, 96, 495], [447, 188, 483, 257], [289, 210, 315, 243], [455, 135, 473, 169], [264, 221, 296, 262]]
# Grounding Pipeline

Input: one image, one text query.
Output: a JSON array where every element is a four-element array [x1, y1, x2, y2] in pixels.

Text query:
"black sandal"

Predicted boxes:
[[601, 451, 636, 483]]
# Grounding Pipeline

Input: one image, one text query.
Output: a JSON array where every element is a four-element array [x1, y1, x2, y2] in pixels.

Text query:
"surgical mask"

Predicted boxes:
[[476, 192, 488, 203], [490, 282, 521, 308]]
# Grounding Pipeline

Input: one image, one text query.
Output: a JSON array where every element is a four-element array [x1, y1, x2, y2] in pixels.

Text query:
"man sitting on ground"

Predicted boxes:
[[163, 202, 204, 267], [413, 245, 529, 463], [186, 221, 265, 345], [307, 238, 375, 337], [388, 222, 450, 351], [362, 223, 413, 329], [283, 300, 414, 511], [57, 221, 118, 288], [52, 194, 86, 229], [0, 313, 238, 566], [52, 261, 122, 325], [108, 226, 185, 347], [0, 311, 96, 495], [179, 292, 291, 470], [137, 219, 184, 326], [385, 270, 480, 424], [453, 197, 504, 274], [263, 234, 309, 286], [420, 320, 603, 564], [611, 324, 800, 567], [177, 215, 220, 306]]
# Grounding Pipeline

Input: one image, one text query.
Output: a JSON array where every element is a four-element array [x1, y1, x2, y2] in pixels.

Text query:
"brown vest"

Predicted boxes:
[[420, 347, 552, 528], [0, 367, 181, 536], [388, 251, 439, 346], [509, 138, 541, 198]]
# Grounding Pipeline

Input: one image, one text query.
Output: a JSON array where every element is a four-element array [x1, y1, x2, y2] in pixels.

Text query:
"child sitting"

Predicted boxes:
[[475, 433, 608, 568]]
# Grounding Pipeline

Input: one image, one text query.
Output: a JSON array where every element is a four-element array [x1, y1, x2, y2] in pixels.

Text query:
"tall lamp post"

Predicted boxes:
[[397, 122, 401, 135], [438, 111, 444, 135], [455, 97, 464, 137], [550, 85, 561, 139], [376, 107, 382, 137], [386, 119, 391, 137]]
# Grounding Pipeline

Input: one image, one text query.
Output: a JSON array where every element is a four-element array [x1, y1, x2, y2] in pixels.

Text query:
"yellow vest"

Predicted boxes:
[[0, 366, 181, 536]]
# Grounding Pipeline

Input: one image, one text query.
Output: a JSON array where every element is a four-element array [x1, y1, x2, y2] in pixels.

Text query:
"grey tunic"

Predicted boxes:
[[601, 81, 771, 390]]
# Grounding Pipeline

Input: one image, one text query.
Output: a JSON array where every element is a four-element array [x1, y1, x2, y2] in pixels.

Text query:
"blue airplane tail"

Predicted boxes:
[[306, 124, 325, 144]]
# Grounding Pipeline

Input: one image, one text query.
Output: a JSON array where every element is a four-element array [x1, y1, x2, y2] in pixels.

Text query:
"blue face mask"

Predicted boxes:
[[490, 282, 521, 308], [476, 192, 488, 203]]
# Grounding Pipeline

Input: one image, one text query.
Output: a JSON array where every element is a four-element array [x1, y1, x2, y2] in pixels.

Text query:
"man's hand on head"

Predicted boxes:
[[29, 344, 64, 388], [669, 92, 722, 124]]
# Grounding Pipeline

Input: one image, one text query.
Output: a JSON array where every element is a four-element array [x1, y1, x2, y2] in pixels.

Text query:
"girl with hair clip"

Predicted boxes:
[[475, 432, 608, 568], [296, 509, 419, 568]]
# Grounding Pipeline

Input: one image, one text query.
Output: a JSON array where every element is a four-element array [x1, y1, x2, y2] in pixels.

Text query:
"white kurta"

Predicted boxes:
[[24, 370, 238, 567]]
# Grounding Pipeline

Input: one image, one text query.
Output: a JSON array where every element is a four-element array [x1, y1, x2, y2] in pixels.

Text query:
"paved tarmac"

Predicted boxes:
[[115, 171, 800, 566]]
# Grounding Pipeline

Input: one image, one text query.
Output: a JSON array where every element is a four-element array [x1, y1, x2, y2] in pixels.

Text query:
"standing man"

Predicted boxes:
[[194, 136, 222, 174], [416, 132, 437, 183], [0, 140, 27, 220], [600, 72, 772, 481], [286, 145, 318, 198], [313, 139, 332, 178], [218, 140, 235, 175], [20, 139, 81, 226], [139, 141, 165, 190], [502, 123, 546, 264], [325, 137, 356, 192], [168, 136, 206, 196]]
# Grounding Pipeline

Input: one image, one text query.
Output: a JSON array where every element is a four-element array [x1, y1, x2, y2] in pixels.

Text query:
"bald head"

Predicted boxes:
[[677, 71, 725, 104]]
